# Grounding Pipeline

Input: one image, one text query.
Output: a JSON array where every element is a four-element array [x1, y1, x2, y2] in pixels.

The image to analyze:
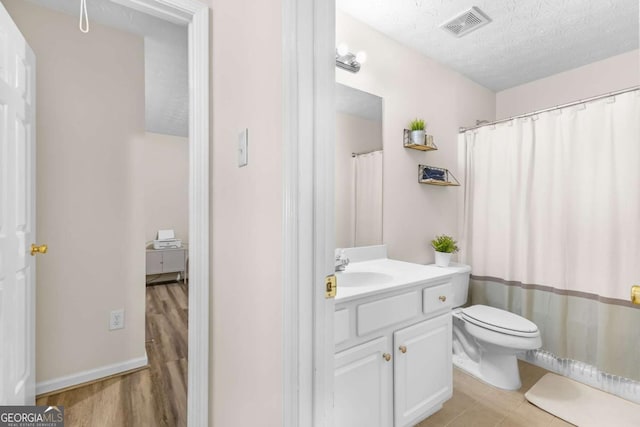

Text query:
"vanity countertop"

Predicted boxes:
[[335, 257, 455, 302]]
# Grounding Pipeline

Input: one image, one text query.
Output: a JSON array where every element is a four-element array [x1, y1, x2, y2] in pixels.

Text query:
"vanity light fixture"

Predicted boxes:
[[336, 43, 367, 73]]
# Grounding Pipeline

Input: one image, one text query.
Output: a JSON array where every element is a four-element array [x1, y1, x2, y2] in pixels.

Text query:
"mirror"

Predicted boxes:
[[335, 83, 383, 248]]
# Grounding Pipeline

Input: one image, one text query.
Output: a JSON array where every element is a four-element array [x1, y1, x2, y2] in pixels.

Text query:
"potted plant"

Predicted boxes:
[[409, 118, 426, 145], [431, 234, 459, 267]]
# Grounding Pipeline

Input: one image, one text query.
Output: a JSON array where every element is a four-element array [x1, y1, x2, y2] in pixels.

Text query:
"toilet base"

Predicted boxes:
[[453, 348, 522, 390], [453, 352, 483, 379]]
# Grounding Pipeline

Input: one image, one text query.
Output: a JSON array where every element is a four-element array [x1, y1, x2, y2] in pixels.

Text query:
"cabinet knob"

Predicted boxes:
[[382, 353, 391, 362], [399, 345, 407, 354], [439, 295, 447, 302]]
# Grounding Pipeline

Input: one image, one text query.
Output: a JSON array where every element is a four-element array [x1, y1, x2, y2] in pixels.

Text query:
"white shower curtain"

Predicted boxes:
[[352, 150, 383, 247], [459, 90, 640, 381]]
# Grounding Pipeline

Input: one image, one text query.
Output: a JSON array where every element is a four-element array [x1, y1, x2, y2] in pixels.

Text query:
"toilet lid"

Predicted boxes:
[[461, 305, 539, 337]]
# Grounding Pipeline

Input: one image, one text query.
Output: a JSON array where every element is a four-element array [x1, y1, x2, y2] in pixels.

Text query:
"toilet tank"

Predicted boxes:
[[439, 263, 472, 308]]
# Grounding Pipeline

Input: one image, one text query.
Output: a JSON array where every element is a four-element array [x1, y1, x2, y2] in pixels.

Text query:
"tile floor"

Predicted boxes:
[[417, 360, 574, 427]]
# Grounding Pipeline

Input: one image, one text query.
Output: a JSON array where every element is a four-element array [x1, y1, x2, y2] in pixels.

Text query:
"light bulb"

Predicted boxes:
[[355, 51, 367, 64], [337, 43, 349, 56]]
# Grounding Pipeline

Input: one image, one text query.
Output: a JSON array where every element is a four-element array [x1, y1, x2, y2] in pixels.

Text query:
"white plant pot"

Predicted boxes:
[[434, 251, 452, 267], [411, 130, 425, 145]]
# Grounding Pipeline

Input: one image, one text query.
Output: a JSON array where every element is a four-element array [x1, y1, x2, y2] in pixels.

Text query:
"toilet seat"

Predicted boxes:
[[461, 305, 539, 338]]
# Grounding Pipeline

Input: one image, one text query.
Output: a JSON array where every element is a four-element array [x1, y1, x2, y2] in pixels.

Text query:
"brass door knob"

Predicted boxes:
[[439, 295, 447, 302], [399, 345, 407, 354], [30, 244, 48, 256], [382, 353, 391, 362]]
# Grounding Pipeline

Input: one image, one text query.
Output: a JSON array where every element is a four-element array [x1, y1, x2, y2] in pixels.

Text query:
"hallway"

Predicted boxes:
[[37, 283, 188, 426]]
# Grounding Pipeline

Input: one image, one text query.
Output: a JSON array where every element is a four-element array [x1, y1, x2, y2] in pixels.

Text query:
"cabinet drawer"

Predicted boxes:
[[422, 283, 453, 315], [335, 309, 350, 345], [357, 292, 420, 336]]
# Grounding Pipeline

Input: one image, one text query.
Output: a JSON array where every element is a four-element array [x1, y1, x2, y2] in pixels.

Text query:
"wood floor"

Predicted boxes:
[[37, 282, 188, 427]]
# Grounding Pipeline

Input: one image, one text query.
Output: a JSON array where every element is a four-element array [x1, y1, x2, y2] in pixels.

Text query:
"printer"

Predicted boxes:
[[153, 229, 182, 249]]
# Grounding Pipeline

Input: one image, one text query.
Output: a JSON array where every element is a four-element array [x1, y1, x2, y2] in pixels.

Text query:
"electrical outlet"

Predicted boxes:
[[109, 309, 125, 331]]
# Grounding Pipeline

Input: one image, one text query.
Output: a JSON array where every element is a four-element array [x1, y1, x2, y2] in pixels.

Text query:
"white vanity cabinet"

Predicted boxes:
[[334, 279, 453, 427], [335, 337, 393, 427], [393, 313, 452, 427]]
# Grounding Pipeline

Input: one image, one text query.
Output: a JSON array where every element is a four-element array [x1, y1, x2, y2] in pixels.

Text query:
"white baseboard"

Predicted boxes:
[[36, 354, 148, 396]]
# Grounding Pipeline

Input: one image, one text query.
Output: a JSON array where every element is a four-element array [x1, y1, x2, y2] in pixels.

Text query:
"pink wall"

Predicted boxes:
[[209, 0, 283, 425], [497, 50, 640, 118], [144, 132, 189, 244], [336, 11, 496, 264]]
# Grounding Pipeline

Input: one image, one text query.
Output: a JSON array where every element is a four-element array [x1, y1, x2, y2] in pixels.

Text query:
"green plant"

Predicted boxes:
[[409, 118, 425, 131], [431, 235, 459, 253]]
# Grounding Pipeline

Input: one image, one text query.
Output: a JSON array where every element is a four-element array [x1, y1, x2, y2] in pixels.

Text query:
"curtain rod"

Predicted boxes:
[[352, 149, 383, 157], [458, 85, 640, 133]]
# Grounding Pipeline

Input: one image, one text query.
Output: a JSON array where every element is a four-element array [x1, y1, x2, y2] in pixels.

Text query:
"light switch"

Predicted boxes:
[[238, 129, 248, 167]]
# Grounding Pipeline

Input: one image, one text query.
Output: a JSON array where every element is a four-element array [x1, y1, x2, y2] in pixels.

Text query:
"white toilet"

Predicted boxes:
[[438, 263, 542, 390]]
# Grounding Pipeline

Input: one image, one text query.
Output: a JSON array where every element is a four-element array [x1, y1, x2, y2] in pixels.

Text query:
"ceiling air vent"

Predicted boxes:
[[441, 6, 491, 38]]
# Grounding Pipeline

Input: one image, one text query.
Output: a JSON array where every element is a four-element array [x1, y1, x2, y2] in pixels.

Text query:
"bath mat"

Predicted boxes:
[[525, 373, 640, 427]]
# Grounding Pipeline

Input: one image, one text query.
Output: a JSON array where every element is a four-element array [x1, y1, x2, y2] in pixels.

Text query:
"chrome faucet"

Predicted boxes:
[[335, 249, 350, 272]]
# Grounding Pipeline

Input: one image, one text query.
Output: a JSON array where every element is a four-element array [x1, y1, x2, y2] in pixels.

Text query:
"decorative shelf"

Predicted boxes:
[[403, 129, 438, 151], [418, 165, 460, 186]]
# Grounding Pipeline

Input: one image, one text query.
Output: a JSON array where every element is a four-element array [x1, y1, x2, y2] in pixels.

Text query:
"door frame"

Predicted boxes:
[[114, 1, 209, 426], [282, 0, 335, 425]]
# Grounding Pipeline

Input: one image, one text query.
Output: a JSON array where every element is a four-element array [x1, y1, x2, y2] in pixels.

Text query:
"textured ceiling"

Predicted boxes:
[[26, 0, 188, 137], [337, 0, 639, 91], [336, 83, 383, 122]]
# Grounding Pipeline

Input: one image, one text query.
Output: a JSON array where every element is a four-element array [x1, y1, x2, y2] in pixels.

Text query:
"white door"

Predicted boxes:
[[334, 336, 392, 427], [394, 314, 452, 427], [0, 2, 37, 405]]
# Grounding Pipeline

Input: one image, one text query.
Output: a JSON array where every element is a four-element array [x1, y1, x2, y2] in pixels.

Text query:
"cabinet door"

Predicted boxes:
[[161, 249, 185, 273], [145, 251, 163, 275], [394, 314, 452, 427], [335, 336, 392, 427]]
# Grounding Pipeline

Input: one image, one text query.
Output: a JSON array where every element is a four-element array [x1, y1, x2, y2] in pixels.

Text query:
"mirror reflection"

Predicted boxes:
[[335, 83, 383, 248]]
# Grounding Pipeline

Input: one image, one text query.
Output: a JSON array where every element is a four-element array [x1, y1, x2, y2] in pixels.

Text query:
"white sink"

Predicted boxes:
[[337, 271, 394, 287], [334, 245, 457, 301]]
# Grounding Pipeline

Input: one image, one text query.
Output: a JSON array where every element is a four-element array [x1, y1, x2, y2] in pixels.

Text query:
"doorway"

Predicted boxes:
[[0, 0, 209, 425]]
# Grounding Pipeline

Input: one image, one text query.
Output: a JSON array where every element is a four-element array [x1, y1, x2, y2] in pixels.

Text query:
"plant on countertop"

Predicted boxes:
[[431, 235, 459, 254], [410, 118, 425, 131]]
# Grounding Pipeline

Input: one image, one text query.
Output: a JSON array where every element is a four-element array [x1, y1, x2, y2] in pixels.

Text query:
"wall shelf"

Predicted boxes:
[[403, 129, 438, 151], [418, 165, 460, 186]]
